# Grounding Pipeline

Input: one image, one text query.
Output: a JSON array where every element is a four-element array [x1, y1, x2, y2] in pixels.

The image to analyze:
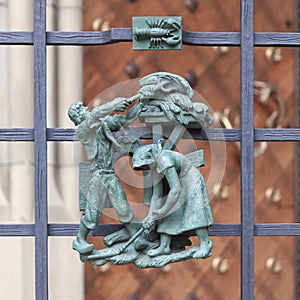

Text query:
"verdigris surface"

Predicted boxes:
[[132, 17, 182, 50], [69, 72, 214, 268]]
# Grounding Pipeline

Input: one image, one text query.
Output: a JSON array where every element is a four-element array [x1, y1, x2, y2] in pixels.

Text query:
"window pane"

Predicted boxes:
[[0, 237, 34, 299], [0, 142, 34, 223], [0, 46, 34, 128], [254, 0, 294, 32], [0, 0, 33, 32], [254, 142, 294, 223], [49, 237, 84, 300], [48, 141, 81, 223], [211, 142, 240, 224], [255, 237, 295, 300], [254, 47, 294, 129]]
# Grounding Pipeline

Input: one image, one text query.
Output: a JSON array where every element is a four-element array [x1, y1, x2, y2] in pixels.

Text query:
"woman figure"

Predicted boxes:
[[132, 140, 213, 258]]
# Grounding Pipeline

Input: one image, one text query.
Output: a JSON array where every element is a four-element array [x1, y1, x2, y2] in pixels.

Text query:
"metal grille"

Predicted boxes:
[[295, 0, 300, 298], [0, 1, 300, 299]]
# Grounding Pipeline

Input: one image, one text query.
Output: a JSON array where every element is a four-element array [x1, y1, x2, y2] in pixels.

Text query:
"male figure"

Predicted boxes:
[[68, 96, 147, 255]]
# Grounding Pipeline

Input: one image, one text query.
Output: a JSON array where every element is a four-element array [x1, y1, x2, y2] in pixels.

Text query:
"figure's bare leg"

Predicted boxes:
[[72, 222, 94, 254], [147, 233, 171, 257], [193, 228, 213, 259]]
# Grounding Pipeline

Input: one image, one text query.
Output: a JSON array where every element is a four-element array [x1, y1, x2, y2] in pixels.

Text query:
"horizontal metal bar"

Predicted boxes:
[[0, 128, 34, 141], [0, 224, 35, 236], [48, 224, 79, 236], [1, 223, 300, 237], [0, 31, 33, 45], [254, 128, 300, 141], [255, 32, 300, 46], [1, 128, 300, 142], [183, 31, 240, 46], [255, 224, 300, 236], [47, 29, 132, 45], [91, 224, 242, 236], [209, 224, 240, 236], [47, 127, 300, 142], [47, 128, 77, 141], [48, 224, 125, 236], [1, 223, 238, 236], [1, 31, 300, 46], [187, 128, 240, 141]]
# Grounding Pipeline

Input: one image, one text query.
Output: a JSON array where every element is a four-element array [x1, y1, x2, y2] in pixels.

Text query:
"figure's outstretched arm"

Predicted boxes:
[[119, 96, 149, 126], [90, 97, 132, 120], [147, 178, 163, 215], [142, 177, 163, 229]]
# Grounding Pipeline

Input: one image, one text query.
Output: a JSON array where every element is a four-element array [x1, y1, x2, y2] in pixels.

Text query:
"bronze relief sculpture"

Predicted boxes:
[[132, 17, 182, 50], [69, 72, 214, 268]]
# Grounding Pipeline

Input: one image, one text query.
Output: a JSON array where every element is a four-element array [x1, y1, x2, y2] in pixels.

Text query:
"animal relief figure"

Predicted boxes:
[[133, 17, 182, 49], [138, 72, 214, 127]]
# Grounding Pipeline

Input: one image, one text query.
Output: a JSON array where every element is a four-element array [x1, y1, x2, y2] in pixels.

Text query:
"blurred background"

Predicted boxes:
[[0, 0, 297, 299]]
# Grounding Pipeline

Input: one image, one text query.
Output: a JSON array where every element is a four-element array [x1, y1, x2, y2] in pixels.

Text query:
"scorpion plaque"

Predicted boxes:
[[132, 16, 182, 50], [69, 72, 214, 268]]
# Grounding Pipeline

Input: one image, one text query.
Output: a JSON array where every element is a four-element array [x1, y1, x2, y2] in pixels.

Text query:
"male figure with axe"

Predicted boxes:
[[68, 95, 148, 255]]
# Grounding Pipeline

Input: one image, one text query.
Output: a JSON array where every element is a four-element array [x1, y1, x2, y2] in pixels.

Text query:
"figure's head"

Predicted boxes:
[[68, 101, 88, 125], [132, 139, 163, 170]]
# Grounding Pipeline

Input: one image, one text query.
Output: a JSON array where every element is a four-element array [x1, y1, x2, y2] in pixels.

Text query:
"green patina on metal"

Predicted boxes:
[[69, 72, 214, 268], [132, 16, 182, 50]]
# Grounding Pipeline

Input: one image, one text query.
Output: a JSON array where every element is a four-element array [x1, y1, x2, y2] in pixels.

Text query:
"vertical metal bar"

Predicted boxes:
[[240, 0, 254, 299], [34, 0, 48, 299], [294, 1, 300, 298]]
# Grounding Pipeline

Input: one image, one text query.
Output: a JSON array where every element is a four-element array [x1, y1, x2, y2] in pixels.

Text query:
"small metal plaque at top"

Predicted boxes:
[[132, 16, 182, 50]]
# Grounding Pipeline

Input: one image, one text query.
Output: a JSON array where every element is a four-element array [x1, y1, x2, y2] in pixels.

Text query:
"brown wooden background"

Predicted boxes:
[[83, 1, 295, 299]]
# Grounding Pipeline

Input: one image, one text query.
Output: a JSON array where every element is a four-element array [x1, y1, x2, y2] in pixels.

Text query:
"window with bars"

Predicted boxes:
[[0, 1, 299, 299]]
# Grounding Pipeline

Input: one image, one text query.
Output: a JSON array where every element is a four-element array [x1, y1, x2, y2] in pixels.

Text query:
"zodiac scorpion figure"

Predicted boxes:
[[133, 18, 181, 49]]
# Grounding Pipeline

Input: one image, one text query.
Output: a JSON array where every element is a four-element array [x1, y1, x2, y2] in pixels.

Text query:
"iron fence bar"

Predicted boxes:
[[0, 3, 297, 298], [2, 128, 300, 141], [61, 223, 300, 237], [0, 224, 35, 236], [295, 0, 300, 298], [2, 31, 300, 46], [2, 223, 300, 237], [254, 128, 300, 141], [43, 31, 300, 46], [240, 0, 255, 299], [0, 128, 34, 140], [33, 0, 48, 299], [0, 31, 33, 44]]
